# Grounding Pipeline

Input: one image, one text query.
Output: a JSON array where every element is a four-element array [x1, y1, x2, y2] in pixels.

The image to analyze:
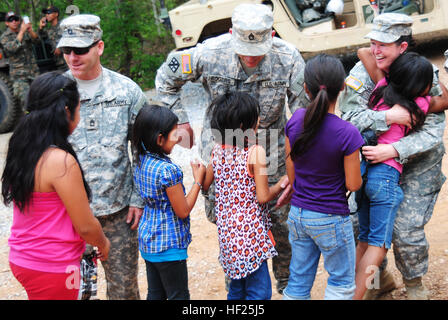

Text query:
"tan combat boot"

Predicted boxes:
[[363, 269, 397, 300], [403, 277, 430, 300]]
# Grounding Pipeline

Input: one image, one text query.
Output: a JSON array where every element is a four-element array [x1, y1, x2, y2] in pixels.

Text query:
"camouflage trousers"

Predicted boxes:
[[351, 162, 444, 280], [203, 181, 291, 292], [12, 78, 33, 111], [86, 206, 140, 300]]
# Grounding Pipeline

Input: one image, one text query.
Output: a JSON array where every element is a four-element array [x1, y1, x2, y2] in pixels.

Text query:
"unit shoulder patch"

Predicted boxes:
[[345, 75, 363, 91]]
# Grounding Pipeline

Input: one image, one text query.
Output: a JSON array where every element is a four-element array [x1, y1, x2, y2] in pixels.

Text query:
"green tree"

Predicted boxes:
[[1, 0, 185, 89]]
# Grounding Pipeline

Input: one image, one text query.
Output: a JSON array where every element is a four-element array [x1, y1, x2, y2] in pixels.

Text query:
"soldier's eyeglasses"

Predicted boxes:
[[60, 41, 99, 56], [7, 17, 20, 22]]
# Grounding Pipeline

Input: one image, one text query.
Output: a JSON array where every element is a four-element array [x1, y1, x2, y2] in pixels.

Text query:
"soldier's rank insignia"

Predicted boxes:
[[181, 54, 192, 74], [168, 57, 180, 73], [345, 76, 363, 91]]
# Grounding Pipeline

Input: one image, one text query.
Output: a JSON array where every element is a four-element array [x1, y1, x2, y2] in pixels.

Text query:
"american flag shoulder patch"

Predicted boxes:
[[345, 76, 363, 91], [181, 54, 192, 74]]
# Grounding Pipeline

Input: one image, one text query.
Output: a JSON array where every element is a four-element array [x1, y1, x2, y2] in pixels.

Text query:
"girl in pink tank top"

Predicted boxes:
[[2, 72, 109, 300], [203, 91, 288, 300]]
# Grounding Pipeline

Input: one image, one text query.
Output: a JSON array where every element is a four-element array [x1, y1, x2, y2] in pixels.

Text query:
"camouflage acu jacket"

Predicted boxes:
[[338, 60, 446, 190], [0, 27, 39, 79], [66, 67, 147, 216], [155, 34, 309, 172]]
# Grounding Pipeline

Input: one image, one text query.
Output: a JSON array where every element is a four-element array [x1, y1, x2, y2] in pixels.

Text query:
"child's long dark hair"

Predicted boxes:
[[290, 54, 346, 160], [132, 105, 179, 165], [206, 91, 260, 147], [368, 52, 432, 133], [1, 71, 91, 212]]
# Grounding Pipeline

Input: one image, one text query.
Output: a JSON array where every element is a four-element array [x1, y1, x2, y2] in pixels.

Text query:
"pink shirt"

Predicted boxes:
[[373, 78, 430, 173], [9, 192, 86, 273]]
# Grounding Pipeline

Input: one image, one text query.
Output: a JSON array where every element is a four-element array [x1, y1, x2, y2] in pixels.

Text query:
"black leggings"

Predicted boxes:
[[144, 259, 190, 300]]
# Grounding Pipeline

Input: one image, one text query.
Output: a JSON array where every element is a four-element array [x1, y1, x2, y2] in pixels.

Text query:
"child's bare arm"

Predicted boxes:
[[250, 145, 287, 204], [202, 163, 214, 192], [428, 82, 448, 113], [358, 47, 384, 84], [166, 161, 205, 219], [344, 149, 362, 192]]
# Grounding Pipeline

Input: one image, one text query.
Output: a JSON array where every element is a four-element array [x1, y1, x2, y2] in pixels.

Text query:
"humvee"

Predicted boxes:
[[162, 0, 448, 58], [0, 12, 56, 133]]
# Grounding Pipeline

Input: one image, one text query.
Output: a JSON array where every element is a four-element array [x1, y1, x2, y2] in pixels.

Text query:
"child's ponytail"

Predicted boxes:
[[290, 54, 346, 160]]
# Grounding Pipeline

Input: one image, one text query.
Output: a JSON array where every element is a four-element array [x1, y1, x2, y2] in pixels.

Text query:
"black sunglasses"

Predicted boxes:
[[7, 16, 20, 22], [60, 41, 99, 56]]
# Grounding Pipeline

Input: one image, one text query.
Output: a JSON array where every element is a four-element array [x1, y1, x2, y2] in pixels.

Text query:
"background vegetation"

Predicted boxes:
[[0, 0, 185, 89]]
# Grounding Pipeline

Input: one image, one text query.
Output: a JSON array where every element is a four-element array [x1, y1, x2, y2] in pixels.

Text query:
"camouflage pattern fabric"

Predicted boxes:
[[444, 49, 448, 73], [57, 14, 102, 48], [365, 13, 413, 43], [66, 67, 147, 300], [231, 4, 274, 56], [0, 27, 39, 108], [66, 67, 147, 217], [155, 32, 308, 291], [339, 61, 446, 280], [12, 79, 32, 111], [97, 207, 140, 300], [39, 21, 66, 69]]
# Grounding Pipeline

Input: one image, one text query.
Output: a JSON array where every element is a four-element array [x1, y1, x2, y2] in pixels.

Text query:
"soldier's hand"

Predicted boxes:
[[177, 122, 194, 149], [39, 17, 46, 30], [386, 104, 413, 128], [19, 21, 28, 34], [362, 144, 399, 164], [126, 206, 143, 230]]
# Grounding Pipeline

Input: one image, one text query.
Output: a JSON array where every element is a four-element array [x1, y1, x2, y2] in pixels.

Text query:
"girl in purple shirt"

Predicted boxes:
[[283, 54, 363, 300]]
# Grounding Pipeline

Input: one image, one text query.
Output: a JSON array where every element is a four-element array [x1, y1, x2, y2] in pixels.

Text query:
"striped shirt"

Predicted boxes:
[[133, 152, 191, 254]]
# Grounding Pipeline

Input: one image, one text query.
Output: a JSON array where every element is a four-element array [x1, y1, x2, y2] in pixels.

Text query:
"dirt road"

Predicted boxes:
[[0, 46, 447, 300]]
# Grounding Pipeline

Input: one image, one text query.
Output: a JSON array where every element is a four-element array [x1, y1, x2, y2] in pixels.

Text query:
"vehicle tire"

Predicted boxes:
[[0, 72, 20, 133]]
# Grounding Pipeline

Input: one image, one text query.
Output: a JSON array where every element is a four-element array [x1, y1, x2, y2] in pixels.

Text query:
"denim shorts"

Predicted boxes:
[[227, 260, 272, 300], [357, 162, 404, 249], [283, 206, 356, 300]]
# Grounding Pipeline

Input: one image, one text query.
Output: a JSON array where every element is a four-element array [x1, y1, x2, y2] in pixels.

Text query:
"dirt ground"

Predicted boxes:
[[0, 47, 447, 300]]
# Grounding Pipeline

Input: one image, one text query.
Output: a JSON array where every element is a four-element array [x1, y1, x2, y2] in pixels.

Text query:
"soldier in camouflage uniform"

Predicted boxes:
[[57, 14, 148, 300], [38, 6, 67, 71], [155, 3, 309, 294], [339, 13, 446, 300], [0, 12, 40, 111]]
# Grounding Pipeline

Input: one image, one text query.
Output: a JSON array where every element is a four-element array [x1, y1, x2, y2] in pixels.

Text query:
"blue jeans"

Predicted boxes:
[[283, 206, 356, 300], [227, 260, 272, 300], [358, 162, 404, 249]]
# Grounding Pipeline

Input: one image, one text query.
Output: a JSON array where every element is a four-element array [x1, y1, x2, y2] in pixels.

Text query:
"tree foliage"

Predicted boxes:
[[1, 0, 185, 89]]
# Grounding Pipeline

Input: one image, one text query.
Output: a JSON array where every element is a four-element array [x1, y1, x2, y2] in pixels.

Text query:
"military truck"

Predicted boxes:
[[0, 12, 56, 133], [162, 0, 448, 58]]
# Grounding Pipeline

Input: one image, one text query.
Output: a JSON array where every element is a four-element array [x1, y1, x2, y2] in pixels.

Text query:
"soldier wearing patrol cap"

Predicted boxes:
[[0, 11, 40, 111], [57, 14, 148, 300], [155, 3, 309, 295], [339, 12, 446, 300]]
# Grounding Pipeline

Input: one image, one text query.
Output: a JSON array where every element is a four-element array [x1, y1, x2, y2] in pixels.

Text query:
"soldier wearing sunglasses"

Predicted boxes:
[[38, 6, 66, 71], [56, 14, 148, 300], [0, 11, 40, 111]]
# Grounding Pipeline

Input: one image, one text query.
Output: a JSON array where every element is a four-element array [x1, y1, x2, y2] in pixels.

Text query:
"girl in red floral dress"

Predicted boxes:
[[203, 91, 288, 300]]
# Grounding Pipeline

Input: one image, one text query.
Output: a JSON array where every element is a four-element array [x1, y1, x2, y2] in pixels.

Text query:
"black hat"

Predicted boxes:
[[42, 6, 60, 15]]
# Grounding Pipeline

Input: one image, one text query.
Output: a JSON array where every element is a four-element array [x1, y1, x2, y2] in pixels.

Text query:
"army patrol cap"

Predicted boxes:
[[42, 6, 60, 15], [231, 4, 274, 56], [57, 14, 102, 48], [365, 13, 413, 43]]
